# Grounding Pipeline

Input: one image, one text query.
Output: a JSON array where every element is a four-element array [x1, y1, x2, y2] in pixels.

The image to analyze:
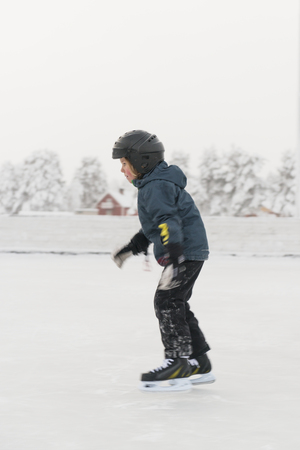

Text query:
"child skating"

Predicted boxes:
[[111, 130, 215, 392]]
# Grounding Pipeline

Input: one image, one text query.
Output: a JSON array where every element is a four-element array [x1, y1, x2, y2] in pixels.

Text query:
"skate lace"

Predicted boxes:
[[189, 358, 199, 367], [150, 359, 174, 373]]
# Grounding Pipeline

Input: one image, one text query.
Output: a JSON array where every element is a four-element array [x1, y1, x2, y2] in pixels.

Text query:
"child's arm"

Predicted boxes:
[[158, 240, 186, 290], [141, 182, 186, 289]]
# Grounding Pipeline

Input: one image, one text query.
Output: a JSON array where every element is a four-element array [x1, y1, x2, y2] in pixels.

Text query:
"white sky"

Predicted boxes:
[[0, 0, 298, 183]]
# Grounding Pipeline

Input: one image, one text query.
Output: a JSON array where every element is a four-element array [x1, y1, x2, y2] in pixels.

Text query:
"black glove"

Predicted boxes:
[[112, 231, 150, 268], [158, 243, 186, 290], [130, 231, 150, 255]]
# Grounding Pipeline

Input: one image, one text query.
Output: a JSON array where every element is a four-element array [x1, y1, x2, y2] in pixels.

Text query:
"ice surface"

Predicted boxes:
[[0, 253, 299, 449]]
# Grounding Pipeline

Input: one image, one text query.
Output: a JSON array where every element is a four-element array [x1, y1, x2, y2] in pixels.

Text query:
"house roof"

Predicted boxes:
[[98, 190, 134, 209]]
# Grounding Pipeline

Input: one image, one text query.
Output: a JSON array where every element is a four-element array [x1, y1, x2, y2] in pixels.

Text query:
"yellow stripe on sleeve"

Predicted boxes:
[[158, 223, 169, 245]]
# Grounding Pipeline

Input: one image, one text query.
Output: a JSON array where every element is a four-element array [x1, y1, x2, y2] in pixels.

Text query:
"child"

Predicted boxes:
[[112, 130, 215, 391]]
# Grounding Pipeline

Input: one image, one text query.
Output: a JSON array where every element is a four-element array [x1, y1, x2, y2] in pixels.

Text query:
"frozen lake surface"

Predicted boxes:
[[0, 253, 299, 449]]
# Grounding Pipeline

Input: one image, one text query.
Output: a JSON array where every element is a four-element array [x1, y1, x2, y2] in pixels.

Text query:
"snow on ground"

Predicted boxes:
[[0, 253, 299, 450]]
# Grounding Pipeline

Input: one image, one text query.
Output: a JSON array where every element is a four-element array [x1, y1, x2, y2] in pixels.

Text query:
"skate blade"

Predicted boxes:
[[189, 372, 216, 385], [139, 378, 191, 392]]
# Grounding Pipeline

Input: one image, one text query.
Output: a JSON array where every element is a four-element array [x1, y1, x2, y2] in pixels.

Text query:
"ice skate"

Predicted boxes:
[[188, 354, 216, 385], [139, 358, 192, 392]]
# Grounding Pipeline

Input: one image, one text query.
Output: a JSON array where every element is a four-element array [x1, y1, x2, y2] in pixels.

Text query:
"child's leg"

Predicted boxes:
[[154, 286, 192, 358], [182, 261, 211, 358], [185, 302, 210, 358], [154, 260, 209, 359]]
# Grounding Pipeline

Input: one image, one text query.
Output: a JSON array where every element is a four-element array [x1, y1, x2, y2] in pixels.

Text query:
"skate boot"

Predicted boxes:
[[188, 354, 216, 385], [139, 358, 192, 392]]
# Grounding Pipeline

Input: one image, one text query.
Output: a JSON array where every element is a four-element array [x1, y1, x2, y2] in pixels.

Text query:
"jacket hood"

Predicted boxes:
[[133, 161, 187, 189]]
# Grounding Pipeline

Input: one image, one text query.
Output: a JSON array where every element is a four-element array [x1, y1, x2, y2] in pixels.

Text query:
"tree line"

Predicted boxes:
[[170, 147, 295, 217], [0, 150, 106, 214], [0, 147, 296, 216]]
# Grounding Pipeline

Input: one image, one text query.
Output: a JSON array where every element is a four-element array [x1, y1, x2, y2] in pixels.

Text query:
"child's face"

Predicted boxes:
[[120, 158, 136, 183]]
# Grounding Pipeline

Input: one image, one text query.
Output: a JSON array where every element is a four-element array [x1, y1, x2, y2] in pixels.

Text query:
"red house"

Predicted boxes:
[[97, 189, 137, 216]]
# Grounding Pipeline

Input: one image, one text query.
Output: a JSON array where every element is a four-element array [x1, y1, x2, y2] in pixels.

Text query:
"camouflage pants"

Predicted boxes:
[[154, 260, 210, 359]]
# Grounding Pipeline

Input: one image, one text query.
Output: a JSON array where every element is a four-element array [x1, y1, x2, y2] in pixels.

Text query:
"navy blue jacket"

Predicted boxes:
[[133, 161, 209, 263]]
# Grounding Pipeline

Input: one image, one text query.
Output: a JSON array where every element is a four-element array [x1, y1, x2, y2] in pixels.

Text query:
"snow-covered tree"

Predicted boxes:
[[196, 146, 265, 216], [11, 150, 65, 213], [195, 147, 226, 215], [0, 162, 20, 214], [265, 150, 296, 216], [224, 147, 265, 216], [72, 157, 106, 209]]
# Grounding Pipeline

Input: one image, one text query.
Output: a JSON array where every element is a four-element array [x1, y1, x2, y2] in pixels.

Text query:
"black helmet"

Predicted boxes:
[[112, 130, 165, 174]]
